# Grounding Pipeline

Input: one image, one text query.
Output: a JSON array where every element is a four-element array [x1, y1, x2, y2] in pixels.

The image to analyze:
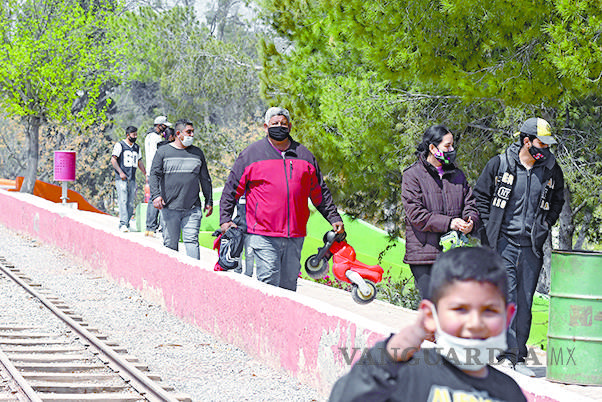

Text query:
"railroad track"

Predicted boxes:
[[0, 256, 191, 402], [0, 352, 31, 401]]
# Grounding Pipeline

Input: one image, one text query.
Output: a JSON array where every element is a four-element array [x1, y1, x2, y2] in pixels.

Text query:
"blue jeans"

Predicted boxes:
[[245, 234, 304, 291], [145, 201, 160, 232], [497, 237, 543, 363], [232, 239, 254, 277], [161, 207, 203, 259], [115, 179, 137, 228]]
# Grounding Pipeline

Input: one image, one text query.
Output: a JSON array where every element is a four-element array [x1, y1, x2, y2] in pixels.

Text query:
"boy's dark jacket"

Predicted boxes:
[[402, 154, 480, 265], [329, 340, 527, 402], [473, 142, 564, 257]]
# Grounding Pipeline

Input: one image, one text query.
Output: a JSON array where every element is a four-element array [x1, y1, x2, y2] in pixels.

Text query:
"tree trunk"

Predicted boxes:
[[557, 185, 574, 251], [574, 208, 593, 250], [20, 116, 41, 194], [539, 186, 574, 294], [537, 234, 552, 294]]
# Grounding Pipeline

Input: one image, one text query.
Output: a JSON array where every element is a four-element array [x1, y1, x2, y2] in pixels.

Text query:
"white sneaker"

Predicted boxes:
[[498, 358, 514, 369], [494, 358, 515, 375], [514, 362, 536, 377], [119, 225, 130, 233]]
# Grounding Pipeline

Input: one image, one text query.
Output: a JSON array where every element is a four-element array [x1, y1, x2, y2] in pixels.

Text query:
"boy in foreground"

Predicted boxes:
[[329, 247, 526, 402]]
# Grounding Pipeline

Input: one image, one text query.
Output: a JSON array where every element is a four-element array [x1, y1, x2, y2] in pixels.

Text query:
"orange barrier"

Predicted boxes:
[[0, 179, 16, 189], [10, 177, 108, 215]]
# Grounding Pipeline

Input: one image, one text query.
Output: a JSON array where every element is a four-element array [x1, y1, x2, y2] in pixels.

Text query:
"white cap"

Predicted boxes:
[[153, 115, 172, 126]]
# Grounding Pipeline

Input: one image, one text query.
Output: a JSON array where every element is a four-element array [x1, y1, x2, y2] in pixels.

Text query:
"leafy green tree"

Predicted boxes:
[[545, 0, 602, 99], [0, 0, 121, 193], [110, 5, 265, 183], [553, 98, 602, 249], [112, 4, 261, 117], [258, 0, 602, 248], [206, 0, 254, 42]]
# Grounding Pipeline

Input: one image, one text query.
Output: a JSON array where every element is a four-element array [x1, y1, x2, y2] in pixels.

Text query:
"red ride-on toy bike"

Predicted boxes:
[[304, 231, 384, 304]]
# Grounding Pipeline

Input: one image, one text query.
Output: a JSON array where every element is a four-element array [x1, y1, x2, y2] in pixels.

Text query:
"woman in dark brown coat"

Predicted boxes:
[[401, 125, 480, 299]]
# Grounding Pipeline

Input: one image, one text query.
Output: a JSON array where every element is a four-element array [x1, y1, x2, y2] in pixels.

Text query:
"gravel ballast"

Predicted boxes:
[[0, 224, 324, 402]]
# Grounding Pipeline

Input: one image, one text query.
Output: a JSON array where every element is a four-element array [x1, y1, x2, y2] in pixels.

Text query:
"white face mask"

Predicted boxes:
[[431, 306, 507, 371], [181, 135, 194, 147]]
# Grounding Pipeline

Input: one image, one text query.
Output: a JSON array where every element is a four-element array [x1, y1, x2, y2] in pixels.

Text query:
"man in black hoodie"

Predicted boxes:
[[473, 117, 565, 376]]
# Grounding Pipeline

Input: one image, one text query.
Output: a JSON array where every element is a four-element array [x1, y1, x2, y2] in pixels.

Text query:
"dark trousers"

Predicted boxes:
[[497, 237, 542, 363], [410, 264, 433, 300]]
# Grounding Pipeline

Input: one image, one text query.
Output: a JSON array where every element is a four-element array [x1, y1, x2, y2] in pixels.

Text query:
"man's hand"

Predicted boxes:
[[204, 205, 213, 217], [220, 221, 237, 233], [119, 172, 127, 181], [153, 196, 165, 210], [332, 221, 344, 234]]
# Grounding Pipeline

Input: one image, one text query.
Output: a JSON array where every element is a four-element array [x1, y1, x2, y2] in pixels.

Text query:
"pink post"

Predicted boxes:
[[53, 151, 76, 203]]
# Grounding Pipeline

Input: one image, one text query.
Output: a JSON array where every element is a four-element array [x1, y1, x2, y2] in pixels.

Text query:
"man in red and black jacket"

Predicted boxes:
[[219, 107, 344, 291]]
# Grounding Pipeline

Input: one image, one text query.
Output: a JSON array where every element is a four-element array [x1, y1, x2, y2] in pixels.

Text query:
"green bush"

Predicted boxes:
[[376, 275, 421, 310]]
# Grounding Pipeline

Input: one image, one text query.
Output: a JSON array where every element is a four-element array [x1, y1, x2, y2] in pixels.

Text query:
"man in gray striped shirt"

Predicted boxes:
[[149, 119, 213, 259]]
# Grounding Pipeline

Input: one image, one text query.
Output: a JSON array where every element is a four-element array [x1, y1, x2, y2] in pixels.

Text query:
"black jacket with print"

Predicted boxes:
[[473, 142, 565, 257]]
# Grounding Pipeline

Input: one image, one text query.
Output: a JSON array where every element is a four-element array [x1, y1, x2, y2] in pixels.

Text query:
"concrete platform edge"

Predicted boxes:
[[0, 190, 584, 401], [0, 190, 392, 395]]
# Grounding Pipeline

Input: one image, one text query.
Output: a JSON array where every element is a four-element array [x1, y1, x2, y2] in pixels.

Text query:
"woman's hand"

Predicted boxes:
[[462, 217, 474, 234], [450, 217, 473, 234]]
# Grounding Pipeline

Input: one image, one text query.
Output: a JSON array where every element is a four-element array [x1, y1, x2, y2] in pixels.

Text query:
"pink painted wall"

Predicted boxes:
[[0, 190, 385, 395], [0, 190, 576, 401], [525, 394, 560, 402]]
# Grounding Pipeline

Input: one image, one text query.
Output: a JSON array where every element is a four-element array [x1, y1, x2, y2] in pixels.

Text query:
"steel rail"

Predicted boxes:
[[0, 258, 179, 402], [0, 347, 43, 402]]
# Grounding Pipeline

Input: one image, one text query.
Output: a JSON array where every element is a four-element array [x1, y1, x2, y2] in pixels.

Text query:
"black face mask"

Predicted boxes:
[[128, 136, 137, 144], [529, 145, 551, 162], [268, 126, 289, 141]]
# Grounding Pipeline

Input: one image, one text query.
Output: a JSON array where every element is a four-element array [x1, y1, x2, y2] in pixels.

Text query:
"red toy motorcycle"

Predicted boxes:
[[305, 231, 384, 304]]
